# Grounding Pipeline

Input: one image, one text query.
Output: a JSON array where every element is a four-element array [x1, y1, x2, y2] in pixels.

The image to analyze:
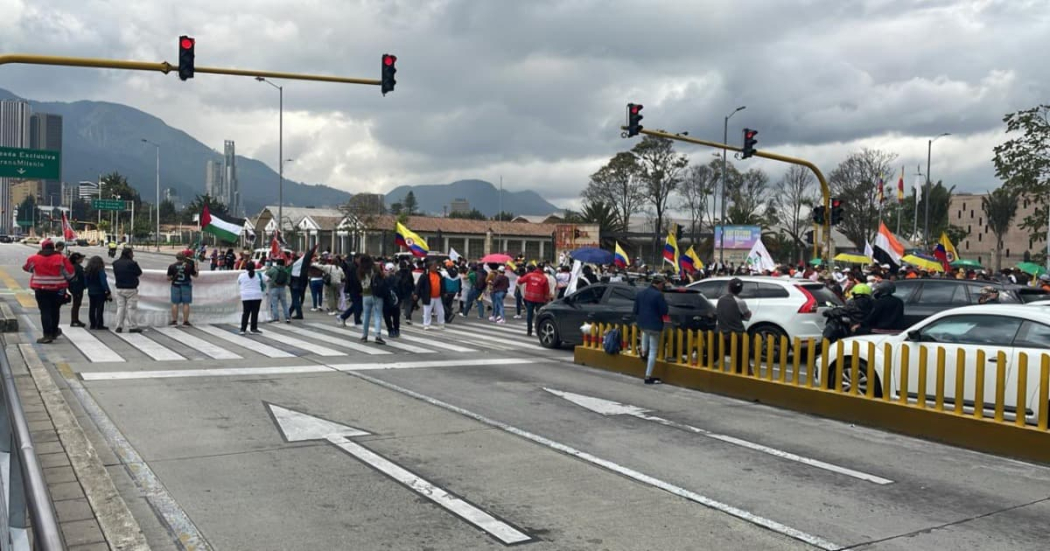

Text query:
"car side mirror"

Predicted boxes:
[[907, 330, 922, 342]]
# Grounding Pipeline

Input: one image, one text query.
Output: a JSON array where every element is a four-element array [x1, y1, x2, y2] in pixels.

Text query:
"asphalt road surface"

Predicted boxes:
[[3, 242, 1050, 550]]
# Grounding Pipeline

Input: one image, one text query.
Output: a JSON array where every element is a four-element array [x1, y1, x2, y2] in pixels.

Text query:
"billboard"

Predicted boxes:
[[713, 225, 762, 250], [554, 224, 600, 260]]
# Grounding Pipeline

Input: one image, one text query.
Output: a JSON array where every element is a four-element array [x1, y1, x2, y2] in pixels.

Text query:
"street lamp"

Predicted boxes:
[[720, 105, 746, 265], [256, 77, 284, 237], [141, 138, 160, 251], [923, 132, 950, 246]]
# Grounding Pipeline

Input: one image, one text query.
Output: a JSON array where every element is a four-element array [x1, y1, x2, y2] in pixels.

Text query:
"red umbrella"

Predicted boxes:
[[481, 253, 512, 264]]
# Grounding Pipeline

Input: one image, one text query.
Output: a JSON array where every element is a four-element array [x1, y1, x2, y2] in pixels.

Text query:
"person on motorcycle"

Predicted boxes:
[[107, 240, 118, 258], [843, 283, 875, 335], [866, 280, 905, 331]]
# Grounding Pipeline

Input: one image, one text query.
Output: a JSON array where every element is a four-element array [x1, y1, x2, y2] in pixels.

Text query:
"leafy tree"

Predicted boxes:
[[181, 194, 229, 224], [770, 165, 820, 263], [402, 191, 419, 215], [828, 148, 898, 249], [341, 193, 387, 228], [993, 104, 1050, 241], [15, 195, 36, 229], [159, 199, 177, 224], [448, 208, 487, 220], [389, 202, 404, 215], [491, 211, 515, 221], [583, 152, 643, 233], [726, 168, 773, 226], [982, 187, 1020, 272], [678, 162, 717, 244], [578, 198, 621, 234], [632, 136, 689, 263]]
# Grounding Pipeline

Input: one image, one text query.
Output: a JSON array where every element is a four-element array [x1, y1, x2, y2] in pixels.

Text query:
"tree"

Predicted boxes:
[[402, 191, 419, 215], [770, 165, 820, 263], [678, 162, 717, 244], [181, 194, 229, 224], [982, 187, 1020, 272], [159, 199, 177, 224], [448, 208, 487, 220], [993, 104, 1050, 241], [583, 152, 643, 233], [578, 198, 621, 234], [389, 202, 404, 215], [341, 193, 387, 228], [726, 168, 773, 226], [632, 136, 689, 263], [828, 148, 898, 248], [15, 195, 36, 230], [491, 211, 515, 221]]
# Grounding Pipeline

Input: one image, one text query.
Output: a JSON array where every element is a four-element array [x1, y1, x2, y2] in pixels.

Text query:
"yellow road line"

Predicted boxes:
[[0, 267, 38, 309], [0, 267, 20, 289]]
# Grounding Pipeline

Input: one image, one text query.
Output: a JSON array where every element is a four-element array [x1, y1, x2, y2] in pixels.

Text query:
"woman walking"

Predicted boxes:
[[68, 253, 87, 327], [84, 256, 111, 330], [356, 255, 385, 344], [237, 262, 266, 335]]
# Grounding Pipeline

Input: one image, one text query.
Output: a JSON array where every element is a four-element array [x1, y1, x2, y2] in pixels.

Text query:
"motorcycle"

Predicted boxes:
[[821, 306, 852, 343], [107, 246, 117, 258]]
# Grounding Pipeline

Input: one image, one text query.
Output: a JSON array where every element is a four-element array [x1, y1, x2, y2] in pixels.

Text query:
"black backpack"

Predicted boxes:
[[273, 267, 290, 286]]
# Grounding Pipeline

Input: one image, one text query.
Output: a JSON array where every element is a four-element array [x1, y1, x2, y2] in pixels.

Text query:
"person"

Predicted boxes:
[[461, 264, 486, 319], [716, 278, 752, 374], [513, 265, 526, 319], [413, 261, 445, 331], [634, 274, 669, 385], [490, 266, 510, 323], [224, 248, 236, 271], [265, 258, 292, 323], [107, 239, 118, 258], [398, 263, 417, 324], [320, 260, 344, 315], [341, 256, 364, 326], [517, 265, 551, 337], [556, 265, 571, 298], [112, 246, 143, 333], [381, 263, 402, 338], [356, 256, 386, 344], [23, 239, 75, 343], [84, 255, 111, 330], [867, 281, 906, 331], [67, 253, 86, 328], [237, 261, 266, 335], [166, 251, 197, 326], [459, 265, 473, 315], [307, 265, 325, 311], [442, 266, 461, 324], [843, 282, 875, 336], [288, 253, 306, 319], [978, 286, 1000, 304]]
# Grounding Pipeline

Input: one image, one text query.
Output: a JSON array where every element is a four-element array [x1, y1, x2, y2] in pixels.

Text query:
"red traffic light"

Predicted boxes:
[[745, 130, 757, 139], [180, 37, 195, 50], [831, 199, 842, 208], [630, 104, 643, 114], [383, 55, 396, 66]]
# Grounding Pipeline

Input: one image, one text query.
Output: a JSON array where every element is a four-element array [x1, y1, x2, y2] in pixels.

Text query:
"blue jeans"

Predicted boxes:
[[268, 286, 289, 321], [492, 291, 506, 320], [309, 279, 324, 309], [525, 301, 542, 334], [463, 288, 485, 318], [639, 330, 661, 378], [361, 295, 383, 338], [515, 292, 523, 316], [289, 283, 304, 317]]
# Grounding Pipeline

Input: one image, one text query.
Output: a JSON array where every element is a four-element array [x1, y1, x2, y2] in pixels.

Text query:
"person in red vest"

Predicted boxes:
[[23, 238, 75, 344], [517, 265, 551, 337]]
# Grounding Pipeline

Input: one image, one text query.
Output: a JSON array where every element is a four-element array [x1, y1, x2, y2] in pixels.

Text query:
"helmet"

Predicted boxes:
[[874, 281, 896, 297], [851, 283, 872, 296]]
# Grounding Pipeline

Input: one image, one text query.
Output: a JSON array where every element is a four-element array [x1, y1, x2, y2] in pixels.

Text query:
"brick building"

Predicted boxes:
[[950, 192, 1045, 267]]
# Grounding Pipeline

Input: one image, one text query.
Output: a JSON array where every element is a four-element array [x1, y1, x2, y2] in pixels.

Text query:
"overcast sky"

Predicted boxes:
[[1, 0, 1046, 209]]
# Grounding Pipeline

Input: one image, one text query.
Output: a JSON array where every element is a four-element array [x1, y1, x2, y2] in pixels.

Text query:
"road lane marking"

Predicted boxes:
[[64, 327, 125, 363], [253, 324, 346, 356], [0, 267, 38, 308], [154, 326, 242, 360], [545, 388, 894, 485], [431, 326, 535, 350], [308, 323, 436, 354], [344, 370, 844, 551], [327, 358, 533, 372], [267, 403, 533, 545], [80, 365, 335, 381], [113, 331, 185, 361], [376, 328, 477, 353], [197, 325, 295, 358], [399, 325, 518, 351], [272, 323, 393, 355]]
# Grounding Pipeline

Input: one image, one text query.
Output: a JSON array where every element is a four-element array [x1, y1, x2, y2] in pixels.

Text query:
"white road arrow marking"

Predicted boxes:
[[544, 388, 893, 486], [266, 403, 533, 546]]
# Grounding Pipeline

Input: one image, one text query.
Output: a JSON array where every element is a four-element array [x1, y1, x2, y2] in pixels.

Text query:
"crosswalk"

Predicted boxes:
[[47, 318, 549, 364]]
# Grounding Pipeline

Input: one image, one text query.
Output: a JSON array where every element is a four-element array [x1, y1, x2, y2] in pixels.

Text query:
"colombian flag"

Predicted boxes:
[[896, 166, 905, 204], [679, 245, 703, 274], [613, 242, 628, 268], [663, 231, 679, 272], [939, 232, 958, 263], [395, 222, 429, 257]]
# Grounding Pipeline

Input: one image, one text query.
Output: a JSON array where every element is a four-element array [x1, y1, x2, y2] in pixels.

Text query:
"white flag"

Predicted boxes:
[[913, 175, 925, 200], [564, 260, 584, 296], [448, 247, 461, 262], [745, 237, 776, 272], [864, 240, 874, 259]]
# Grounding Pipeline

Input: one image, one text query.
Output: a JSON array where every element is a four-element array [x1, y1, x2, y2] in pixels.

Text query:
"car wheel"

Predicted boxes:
[[828, 359, 883, 398], [749, 324, 789, 357], [538, 318, 561, 349]]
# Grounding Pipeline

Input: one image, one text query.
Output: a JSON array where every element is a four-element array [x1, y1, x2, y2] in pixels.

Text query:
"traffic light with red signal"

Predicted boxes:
[[178, 36, 195, 81], [741, 128, 758, 159], [381, 54, 397, 95], [626, 103, 643, 137], [830, 197, 844, 225]]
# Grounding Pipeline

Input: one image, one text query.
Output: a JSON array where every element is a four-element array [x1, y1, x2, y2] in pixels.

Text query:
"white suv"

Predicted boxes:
[[688, 276, 843, 351]]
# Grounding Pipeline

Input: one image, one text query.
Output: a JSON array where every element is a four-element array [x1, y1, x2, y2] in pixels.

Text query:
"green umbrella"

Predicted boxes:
[[808, 258, 824, 266], [950, 259, 983, 269], [1016, 262, 1046, 276]]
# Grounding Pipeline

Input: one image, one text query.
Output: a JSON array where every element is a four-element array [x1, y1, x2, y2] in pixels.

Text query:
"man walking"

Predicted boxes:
[[633, 274, 669, 385], [23, 238, 74, 343], [265, 258, 292, 323], [716, 278, 751, 374], [517, 265, 551, 336], [166, 251, 197, 326], [413, 261, 445, 331], [490, 266, 510, 324], [112, 246, 143, 333]]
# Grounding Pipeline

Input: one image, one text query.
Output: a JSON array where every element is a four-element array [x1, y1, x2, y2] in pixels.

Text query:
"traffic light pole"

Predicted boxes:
[[0, 54, 382, 86], [623, 126, 833, 265]]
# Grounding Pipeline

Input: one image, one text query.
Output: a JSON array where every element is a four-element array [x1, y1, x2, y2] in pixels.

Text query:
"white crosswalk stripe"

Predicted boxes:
[[399, 326, 518, 351], [196, 325, 295, 358], [154, 326, 242, 360], [254, 325, 346, 356], [63, 327, 124, 363], [391, 329, 479, 353], [113, 331, 185, 361], [307, 323, 437, 354], [425, 325, 537, 351], [270, 324, 391, 356]]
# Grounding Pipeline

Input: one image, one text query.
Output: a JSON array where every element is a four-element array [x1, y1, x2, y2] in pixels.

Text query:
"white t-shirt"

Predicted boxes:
[[237, 271, 267, 301]]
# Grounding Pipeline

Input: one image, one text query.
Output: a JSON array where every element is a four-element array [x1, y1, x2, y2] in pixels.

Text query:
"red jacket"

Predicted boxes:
[[23, 250, 74, 290], [518, 271, 550, 303]]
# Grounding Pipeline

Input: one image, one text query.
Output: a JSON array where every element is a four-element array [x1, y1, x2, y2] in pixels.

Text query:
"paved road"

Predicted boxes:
[[3, 242, 1050, 550]]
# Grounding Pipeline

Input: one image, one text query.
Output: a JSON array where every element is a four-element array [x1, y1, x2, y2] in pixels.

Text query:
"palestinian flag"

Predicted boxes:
[[291, 244, 318, 278], [200, 204, 240, 243]]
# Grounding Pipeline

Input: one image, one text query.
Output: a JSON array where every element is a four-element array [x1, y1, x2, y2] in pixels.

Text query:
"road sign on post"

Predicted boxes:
[[0, 146, 61, 179], [92, 199, 128, 211]]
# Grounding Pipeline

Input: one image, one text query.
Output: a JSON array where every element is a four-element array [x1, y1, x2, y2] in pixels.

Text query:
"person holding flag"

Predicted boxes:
[[395, 222, 429, 257], [663, 230, 680, 274], [289, 245, 317, 319], [61, 211, 77, 242]]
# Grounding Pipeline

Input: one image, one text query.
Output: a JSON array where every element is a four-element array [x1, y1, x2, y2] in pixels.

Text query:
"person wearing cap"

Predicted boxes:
[[978, 286, 1000, 304], [634, 274, 669, 384], [716, 277, 752, 374], [23, 239, 75, 343], [517, 265, 551, 337], [490, 265, 511, 323], [112, 246, 143, 333], [381, 262, 402, 338], [167, 251, 198, 326], [1038, 274, 1050, 292]]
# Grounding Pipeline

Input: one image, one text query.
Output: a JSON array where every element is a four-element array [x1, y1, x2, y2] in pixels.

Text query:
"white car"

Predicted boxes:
[[820, 304, 1050, 424], [250, 247, 294, 264], [688, 276, 843, 351]]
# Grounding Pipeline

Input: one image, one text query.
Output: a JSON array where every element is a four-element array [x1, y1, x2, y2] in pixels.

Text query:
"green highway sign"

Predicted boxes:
[[0, 146, 60, 179], [92, 199, 128, 211]]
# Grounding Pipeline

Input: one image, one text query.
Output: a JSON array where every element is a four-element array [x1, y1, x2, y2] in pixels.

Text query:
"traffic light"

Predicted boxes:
[[178, 36, 195, 81], [830, 197, 844, 225], [675, 223, 683, 241], [812, 205, 826, 225], [741, 128, 758, 159], [381, 54, 397, 95], [627, 103, 643, 137]]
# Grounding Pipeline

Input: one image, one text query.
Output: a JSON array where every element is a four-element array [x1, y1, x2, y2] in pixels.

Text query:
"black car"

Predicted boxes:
[[893, 278, 1049, 327], [534, 283, 717, 349], [0, 235, 11, 243]]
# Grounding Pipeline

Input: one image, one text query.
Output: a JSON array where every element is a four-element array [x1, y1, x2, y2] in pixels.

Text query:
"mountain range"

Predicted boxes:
[[0, 88, 561, 217]]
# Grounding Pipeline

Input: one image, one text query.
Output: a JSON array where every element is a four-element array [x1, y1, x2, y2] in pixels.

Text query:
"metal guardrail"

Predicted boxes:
[[583, 323, 1050, 431], [0, 340, 64, 550]]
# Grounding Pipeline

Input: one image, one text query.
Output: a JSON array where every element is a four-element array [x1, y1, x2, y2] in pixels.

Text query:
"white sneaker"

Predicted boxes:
[[496, 318, 505, 324], [513, 315, 522, 320], [423, 326, 431, 331], [328, 311, 337, 316], [238, 330, 246, 335], [458, 312, 465, 317], [488, 316, 496, 321]]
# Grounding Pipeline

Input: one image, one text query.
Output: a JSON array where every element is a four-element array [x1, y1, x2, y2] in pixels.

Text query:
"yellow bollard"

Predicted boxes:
[[994, 351, 1007, 423], [807, 339, 817, 388], [917, 347, 928, 409], [899, 346, 910, 405], [975, 350, 986, 420], [676, 328, 684, 364], [730, 332, 739, 374], [882, 342, 893, 401], [850, 341, 860, 395], [954, 349, 966, 415], [741, 333, 751, 376], [835, 340, 845, 393], [686, 330, 695, 367], [766, 335, 776, 381], [866, 342, 877, 399], [779, 336, 789, 383], [934, 347, 946, 412], [631, 325, 638, 355], [753, 333, 763, 377], [1015, 353, 1028, 427], [1039, 356, 1049, 431], [717, 330, 725, 371], [707, 330, 716, 370], [791, 337, 802, 385], [819, 339, 830, 390]]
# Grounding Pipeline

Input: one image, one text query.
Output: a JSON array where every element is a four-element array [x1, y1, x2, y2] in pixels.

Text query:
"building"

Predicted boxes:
[[449, 198, 470, 214], [205, 159, 223, 198], [29, 112, 62, 206], [950, 192, 1044, 267], [9, 180, 44, 208], [0, 99, 31, 233], [357, 215, 560, 260], [223, 140, 240, 216]]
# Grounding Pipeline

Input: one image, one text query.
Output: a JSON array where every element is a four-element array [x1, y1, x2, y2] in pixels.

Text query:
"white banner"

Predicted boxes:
[[103, 269, 243, 326]]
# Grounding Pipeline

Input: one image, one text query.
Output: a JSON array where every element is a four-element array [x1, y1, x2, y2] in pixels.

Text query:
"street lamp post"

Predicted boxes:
[[720, 105, 746, 266], [923, 132, 950, 246], [141, 138, 160, 251], [256, 77, 284, 237]]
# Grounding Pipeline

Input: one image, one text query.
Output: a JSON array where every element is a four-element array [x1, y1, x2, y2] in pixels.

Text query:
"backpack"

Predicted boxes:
[[273, 267, 290, 286], [603, 327, 622, 355]]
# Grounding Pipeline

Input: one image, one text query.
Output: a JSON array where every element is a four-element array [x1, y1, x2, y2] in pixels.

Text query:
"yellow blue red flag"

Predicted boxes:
[[395, 222, 429, 257]]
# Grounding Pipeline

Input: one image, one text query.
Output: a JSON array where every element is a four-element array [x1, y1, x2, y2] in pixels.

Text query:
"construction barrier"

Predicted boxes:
[[576, 323, 1050, 464]]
